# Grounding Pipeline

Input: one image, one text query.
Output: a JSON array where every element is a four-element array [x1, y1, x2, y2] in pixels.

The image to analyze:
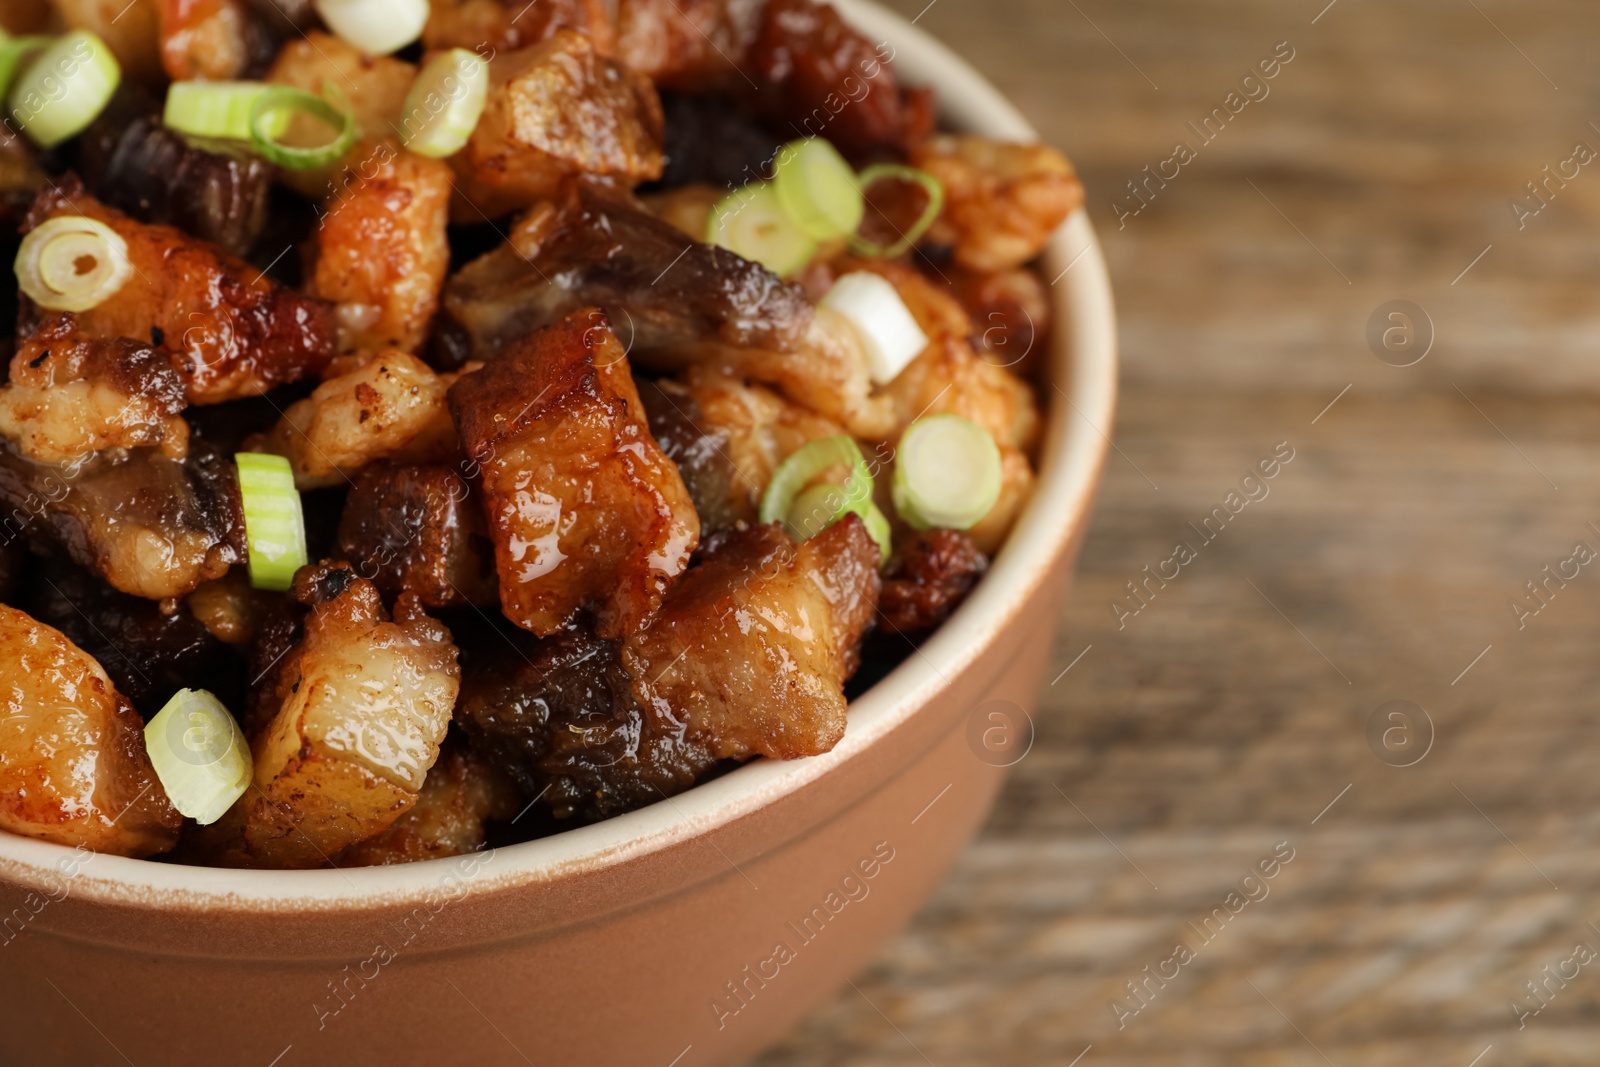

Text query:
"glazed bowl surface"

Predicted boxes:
[[0, 3, 1117, 1064]]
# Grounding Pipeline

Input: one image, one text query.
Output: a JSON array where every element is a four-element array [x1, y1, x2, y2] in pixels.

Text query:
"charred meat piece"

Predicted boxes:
[[441, 184, 813, 361], [26, 559, 237, 717], [206, 563, 461, 868], [80, 104, 273, 257], [748, 0, 933, 157], [0, 604, 182, 857], [22, 180, 337, 404], [449, 308, 699, 638], [0, 315, 188, 465], [455, 625, 718, 821], [656, 91, 782, 189], [449, 31, 663, 220], [879, 529, 986, 634], [336, 743, 521, 865], [309, 146, 452, 354], [424, 0, 614, 55], [337, 462, 498, 609], [250, 350, 462, 490], [158, 0, 272, 81], [639, 370, 843, 533], [0, 437, 246, 601], [614, 0, 764, 91], [627, 515, 880, 760]]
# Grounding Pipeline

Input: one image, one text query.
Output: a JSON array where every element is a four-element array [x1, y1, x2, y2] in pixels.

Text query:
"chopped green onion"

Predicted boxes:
[[164, 80, 289, 141], [0, 35, 48, 104], [820, 271, 929, 385], [145, 688, 252, 825], [236, 452, 308, 591], [761, 435, 890, 560], [860, 500, 893, 562], [315, 0, 428, 56], [707, 182, 817, 276], [399, 48, 489, 159], [773, 137, 865, 242], [6, 30, 121, 148], [787, 483, 853, 541], [15, 215, 132, 312], [851, 164, 945, 259], [248, 85, 359, 170], [892, 414, 1003, 531]]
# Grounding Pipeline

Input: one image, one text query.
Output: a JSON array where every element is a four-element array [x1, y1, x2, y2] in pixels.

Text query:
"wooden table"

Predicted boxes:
[[755, 1, 1600, 1063]]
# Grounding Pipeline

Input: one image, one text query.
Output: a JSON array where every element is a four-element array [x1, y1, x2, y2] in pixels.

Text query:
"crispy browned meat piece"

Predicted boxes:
[[628, 516, 880, 759], [441, 185, 813, 361], [23, 180, 337, 404], [0, 604, 182, 857], [425, 0, 614, 55], [158, 0, 269, 81], [449, 308, 699, 638], [748, 0, 932, 157], [206, 564, 461, 868], [639, 370, 843, 533], [950, 265, 1051, 376], [456, 625, 719, 821], [336, 744, 520, 865], [27, 558, 239, 716], [80, 101, 273, 258], [309, 147, 452, 355], [449, 31, 663, 220], [186, 568, 273, 646], [614, 0, 764, 91], [0, 437, 246, 601], [337, 463, 498, 609], [656, 93, 782, 188], [0, 315, 188, 465], [55, 0, 164, 83], [879, 529, 987, 634]]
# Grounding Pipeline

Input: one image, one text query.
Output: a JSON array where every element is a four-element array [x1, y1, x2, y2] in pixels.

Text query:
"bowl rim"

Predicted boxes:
[[0, 0, 1119, 911]]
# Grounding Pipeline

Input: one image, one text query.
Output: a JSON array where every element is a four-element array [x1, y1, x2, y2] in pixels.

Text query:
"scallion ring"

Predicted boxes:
[[248, 85, 359, 170], [707, 182, 817, 276], [851, 164, 945, 259], [15, 215, 132, 312], [236, 452, 308, 591], [165, 80, 289, 141], [6, 29, 122, 148], [772, 137, 865, 242], [761, 435, 890, 560], [144, 688, 253, 825], [399, 48, 489, 159], [892, 414, 1003, 531], [0, 34, 49, 104]]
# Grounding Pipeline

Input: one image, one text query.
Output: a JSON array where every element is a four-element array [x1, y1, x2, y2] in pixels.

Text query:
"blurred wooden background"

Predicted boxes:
[[754, 1, 1600, 1064]]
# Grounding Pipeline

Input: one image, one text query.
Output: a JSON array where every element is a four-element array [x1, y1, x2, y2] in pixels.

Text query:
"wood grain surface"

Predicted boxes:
[[753, 1, 1600, 1063]]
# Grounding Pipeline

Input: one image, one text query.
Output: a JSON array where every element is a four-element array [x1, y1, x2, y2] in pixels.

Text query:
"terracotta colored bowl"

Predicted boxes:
[[0, 5, 1117, 1064]]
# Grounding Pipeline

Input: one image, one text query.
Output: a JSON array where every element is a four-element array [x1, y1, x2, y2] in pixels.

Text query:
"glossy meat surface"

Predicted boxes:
[[627, 516, 881, 760], [879, 529, 987, 634], [450, 31, 663, 219], [449, 309, 699, 638], [309, 147, 452, 355], [424, 0, 614, 55], [0, 604, 182, 857], [0, 438, 246, 601], [158, 0, 267, 81], [614, 0, 764, 90], [0, 316, 188, 464], [441, 185, 813, 360], [23, 182, 337, 404], [336, 744, 518, 865], [337, 462, 498, 609]]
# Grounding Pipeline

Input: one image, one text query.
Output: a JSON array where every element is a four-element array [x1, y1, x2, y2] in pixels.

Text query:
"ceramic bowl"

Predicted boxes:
[[0, 4, 1117, 1064]]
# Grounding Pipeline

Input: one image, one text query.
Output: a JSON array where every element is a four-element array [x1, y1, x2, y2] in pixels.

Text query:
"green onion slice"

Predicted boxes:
[[0, 35, 49, 104], [707, 181, 817, 277], [315, 0, 428, 57], [773, 137, 865, 242], [248, 84, 359, 170], [851, 164, 945, 259], [15, 215, 132, 312], [892, 415, 1003, 531], [400, 48, 490, 158], [6, 30, 122, 148], [236, 452, 308, 591], [144, 688, 252, 825], [761, 435, 890, 560], [165, 80, 289, 141]]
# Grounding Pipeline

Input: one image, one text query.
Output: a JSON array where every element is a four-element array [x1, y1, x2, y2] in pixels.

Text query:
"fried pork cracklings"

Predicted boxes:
[[0, 0, 1076, 867]]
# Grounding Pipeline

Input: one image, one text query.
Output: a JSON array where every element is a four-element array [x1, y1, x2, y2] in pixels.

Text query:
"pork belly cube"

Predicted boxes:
[[337, 462, 499, 609], [448, 308, 699, 638], [450, 31, 663, 220], [424, 0, 614, 55], [336, 744, 520, 865], [627, 515, 881, 760], [23, 181, 337, 404], [0, 604, 182, 857]]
